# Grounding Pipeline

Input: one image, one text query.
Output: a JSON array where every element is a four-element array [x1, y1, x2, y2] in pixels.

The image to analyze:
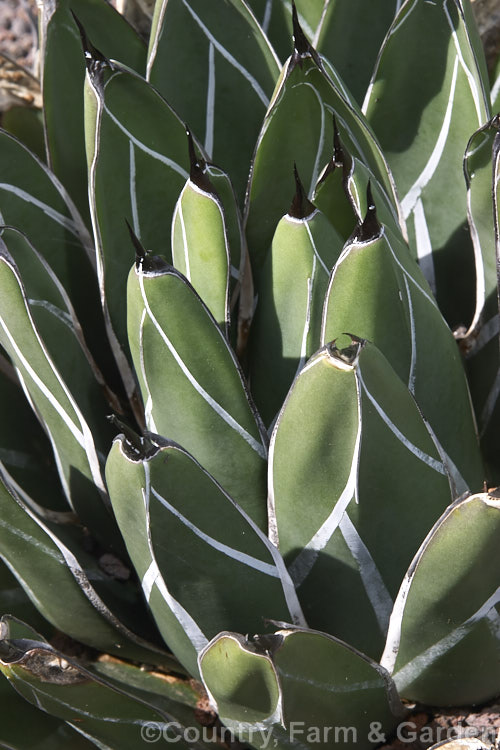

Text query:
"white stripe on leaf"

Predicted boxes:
[[357, 369, 446, 475], [181, 0, 269, 107], [138, 272, 266, 458], [401, 55, 459, 219], [150, 486, 280, 578]]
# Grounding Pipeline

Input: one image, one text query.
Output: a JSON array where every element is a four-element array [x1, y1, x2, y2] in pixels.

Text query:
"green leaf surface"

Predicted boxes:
[[0, 619, 192, 750], [106, 437, 203, 678], [106, 436, 304, 677], [0, 668, 95, 750], [250, 192, 344, 426], [364, 0, 490, 328], [0, 359, 67, 515], [1, 106, 45, 161], [85, 59, 191, 385], [171, 161, 230, 332], [0, 474, 166, 664], [42, 0, 146, 224], [381, 492, 500, 705], [147, 0, 281, 201], [245, 36, 401, 278], [0, 130, 106, 363], [269, 339, 452, 659], [199, 628, 404, 750], [0, 231, 127, 548], [322, 207, 484, 494], [0, 560, 51, 639], [460, 117, 500, 482], [246, 1, 400, 105], [199, 632, 281, 730], [127, 256, 268, 528]]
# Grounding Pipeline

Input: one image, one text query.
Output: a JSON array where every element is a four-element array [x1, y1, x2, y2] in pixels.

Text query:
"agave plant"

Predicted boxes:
[[0, 0, 499, 747]]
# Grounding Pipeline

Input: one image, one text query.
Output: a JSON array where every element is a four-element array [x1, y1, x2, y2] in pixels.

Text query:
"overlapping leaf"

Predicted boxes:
[[84, 54, 191, 390], [245, 16, 402, 278], [171, 146, 231, 333], [41, 0, 146, 224], [0, 130, 105, 361], [0, 358, 67, 515], [249, 173, 344, 426], [381, 492, 500, 705], [322, 199, 484, 493], [269, 338, 453, 659], [106, 435, 303, 677], [199, 629, 404, 750], [0, 617, 195, 750], [0, 666, 95, 750], [0, 235, 120, 540], [248, 0, 401, 104], [147, 0, 281, 201], [127, 253, 268, 528], [459, 117, 500, 482], [0, 472, 167, 664], [364, 0, 490, 328]]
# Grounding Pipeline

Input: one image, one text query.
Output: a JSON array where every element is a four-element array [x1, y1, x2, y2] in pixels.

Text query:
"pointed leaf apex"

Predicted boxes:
[[109, 416, 158, 461], [292, 2, 312, 57], [126, 221, 169, 275], [186, 128, 218, 197], [71, 12, 108, 76], [358, 182, 382, 242], [327, 335, 365, 366], [125, 220, 147, 265], [333, 117, 344, 165], [289, 163, 315, 219]]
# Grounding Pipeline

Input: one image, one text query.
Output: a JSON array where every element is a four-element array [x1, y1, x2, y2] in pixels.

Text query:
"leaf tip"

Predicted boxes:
[[291, 1, 313, 59], [289, 163, 315, 219], [357, 182, 382, 242], [71, 12, 109, 78]]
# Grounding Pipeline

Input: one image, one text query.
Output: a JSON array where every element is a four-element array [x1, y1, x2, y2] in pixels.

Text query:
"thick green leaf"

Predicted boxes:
[[0, 239, 119, 539], [254, 0, 401, 103], [322, 202, 484, 494], [0, 619, 193, 750], [0, 560, 51, 639], [246, 1, 400, 105], [0, 358, 67, 515], [84, 56, 190, 395], [147, 0, 281, 201], [106, 437, 203, 678], [245, 24, 402, 278], [127, 254, 268, 528], [364, 0, 490, 328], [199, 628, 404, 750], [0, 474, 166, 664], [249, 178, 344, 426], [460, 117, 500, 482], [171, 153, 230, 332], [0, 668, 95, 750], [42, 0, 146, 224], [199, 632, 282, 732], [269, 338, 452, 659], [106, 435, 304, 677], [314, 125, 404, 241], [1, 106, 45, 161], [0, 130, 106, 362], [381, 492, 500, 705]]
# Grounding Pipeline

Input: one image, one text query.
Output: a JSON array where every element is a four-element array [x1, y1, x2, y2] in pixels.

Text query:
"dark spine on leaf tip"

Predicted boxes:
[[289, 164, 316, 219], [71, 12, 109, 81], [291, 2, 311, 57], [357, 183, 382, 242], [126, 220, 170, 275], [186, 129, 218, 198]]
